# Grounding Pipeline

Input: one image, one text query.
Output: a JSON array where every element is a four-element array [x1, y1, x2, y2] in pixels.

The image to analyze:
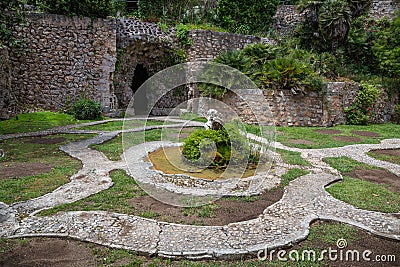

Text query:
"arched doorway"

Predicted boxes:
[[131, 64, 149, 115]]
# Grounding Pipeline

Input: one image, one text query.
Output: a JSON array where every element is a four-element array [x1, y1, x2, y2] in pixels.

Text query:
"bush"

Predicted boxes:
[[261, 57, 324, 92], [182, 121, 257, 167], [38, 0, 116, 18], [68, 98, 102, 120], [345, 82, 380, 125], [216, 0, 279, 35], [372, 14, 400, 78]]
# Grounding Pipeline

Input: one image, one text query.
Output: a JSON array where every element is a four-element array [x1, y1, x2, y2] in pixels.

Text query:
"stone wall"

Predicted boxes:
[[187, 30, 275, 61], [0, 47, 14, 119], [116, 18, 177, 49], [273, 5, 304, 37], [114, 18, 183, 113], [369, 0, 399, 20], [10, 13, 117, 113], [273, 0, 399, 36], [208, 83, 398, 126]]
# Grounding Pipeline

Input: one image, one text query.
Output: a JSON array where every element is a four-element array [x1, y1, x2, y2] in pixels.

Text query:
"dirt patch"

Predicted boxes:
[[370, 149, 400, 158], [332, 135, 362, 143], [0, 238, 96, 267], [351, 130, 381, 137], [315, 129, 342, 135], [347, 169, 400, 193], [128, 188, 284, 226], [288, 139, 315, 145], [27, 137, 67, 144], [0, 162, 54, 179]]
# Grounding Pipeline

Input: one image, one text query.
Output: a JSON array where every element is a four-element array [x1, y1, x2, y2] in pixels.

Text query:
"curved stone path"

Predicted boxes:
[[0, 118, 399, 259]]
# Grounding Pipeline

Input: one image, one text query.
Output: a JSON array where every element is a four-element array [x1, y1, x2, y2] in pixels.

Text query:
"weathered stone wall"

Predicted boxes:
[[273, 5, 304, 37], [187, 30, 274, 61], [0, 47, 14, 119], [369, 0, 399, 20], [207, 83, 398, 126], [10, 13, 117, 113], [114, 18, 184, 113], [116, 18, 177, 49], [273, 0, 399, 36]]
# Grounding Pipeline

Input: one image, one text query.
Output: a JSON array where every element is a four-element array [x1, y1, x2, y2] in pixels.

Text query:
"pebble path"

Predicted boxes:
[[0, 118, 399, 259]]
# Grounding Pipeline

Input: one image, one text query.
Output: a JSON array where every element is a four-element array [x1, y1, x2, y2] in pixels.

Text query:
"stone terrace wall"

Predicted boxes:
[[273, 0, 399, 36], [116, 18, 177, 49], [369, 0, 399, 20], [187, 30, 274, 61], [0, 47, 14, 119], [214, 83, 398, 126], [10, 13, 117, 112]]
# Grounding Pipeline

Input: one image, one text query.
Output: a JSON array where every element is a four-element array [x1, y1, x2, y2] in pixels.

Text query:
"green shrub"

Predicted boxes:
[[182, 121, 257, 167], [68, 98, 102, 120], [345, 82, 380, 125], [38, 0, 115, 18], [261, 57, 324, 92], [216, 0, 279, 35], [175, 23, 193, 47], [197, 50, 253, 99], [372, 14, 400, 78]]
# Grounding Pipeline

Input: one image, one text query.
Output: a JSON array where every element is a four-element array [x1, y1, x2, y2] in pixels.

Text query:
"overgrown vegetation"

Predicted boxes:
[[344, 82, 380, 125], [216, 0, 279, 35], [67, 98, 102, 120], [34, 0, 121, 18], [0, 0, 27, 49], [198, 43, 325, 98], [182, 121, 260, 168]]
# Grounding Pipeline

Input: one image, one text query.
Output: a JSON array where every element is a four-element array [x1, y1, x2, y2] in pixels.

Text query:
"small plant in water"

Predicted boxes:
[[182, 121, 260, 169]]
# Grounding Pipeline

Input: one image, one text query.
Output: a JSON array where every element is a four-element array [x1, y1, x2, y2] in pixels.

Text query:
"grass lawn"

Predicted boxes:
[[276, 148, 311, 166], [274, 123, 400, 149], [324, 157, 400, 213], [0, 112, 95, 135], [0, 134, 94, 204], [75, 119, 169, 131], [367, 150, 400, 165]]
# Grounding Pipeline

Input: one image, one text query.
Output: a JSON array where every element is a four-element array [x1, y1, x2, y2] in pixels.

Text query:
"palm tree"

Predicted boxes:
[[319, 0, 352, 55]]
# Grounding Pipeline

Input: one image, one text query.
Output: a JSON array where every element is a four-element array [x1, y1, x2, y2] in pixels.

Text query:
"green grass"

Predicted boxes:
[[0, 134, 93, 204], [91, 129, 163, 161], [367, 150, 400, 165], [0, 112, 94, 135], [276, 148, 311, 166], [323, 156, 378, 173], [38, 169, 146, 216], [75, 119, 167, 131], [183, 204, 219, 218], [180, 113, 208, 123], [280, 168, 311, 188], [327, 176, 400, 213], [324, 157, 400, 213], [275, 123, 400, 149]]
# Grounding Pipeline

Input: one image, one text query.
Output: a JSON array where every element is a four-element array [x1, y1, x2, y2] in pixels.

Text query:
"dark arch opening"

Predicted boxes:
[[131, 64, 149, 115]]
